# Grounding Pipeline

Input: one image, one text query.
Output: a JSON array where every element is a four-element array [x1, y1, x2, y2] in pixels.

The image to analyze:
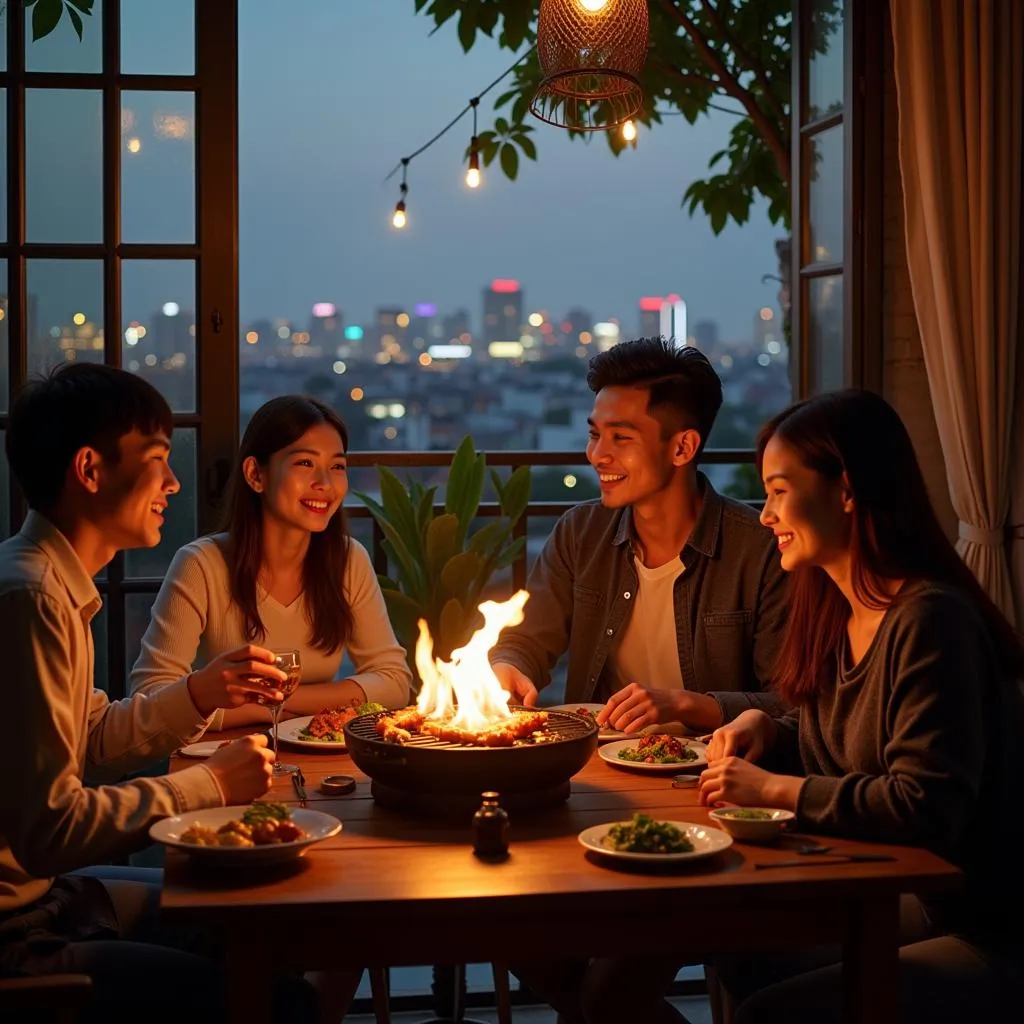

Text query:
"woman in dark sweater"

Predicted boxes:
[[700, 390, 1024, 1023]]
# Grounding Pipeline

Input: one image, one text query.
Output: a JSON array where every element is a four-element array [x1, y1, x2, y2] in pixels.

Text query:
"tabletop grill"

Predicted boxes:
[[344, 708, 598, 815]]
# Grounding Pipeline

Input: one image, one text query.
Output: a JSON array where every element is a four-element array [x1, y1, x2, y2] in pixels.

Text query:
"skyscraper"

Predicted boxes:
[[482, 279, 523, 354]]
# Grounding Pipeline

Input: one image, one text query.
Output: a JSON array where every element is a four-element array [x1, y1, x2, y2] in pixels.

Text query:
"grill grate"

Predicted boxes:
[[347, 708, 593, 750]]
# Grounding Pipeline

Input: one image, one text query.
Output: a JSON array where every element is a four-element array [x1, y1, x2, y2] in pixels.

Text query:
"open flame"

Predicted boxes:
[[415, 590, 529, 733]]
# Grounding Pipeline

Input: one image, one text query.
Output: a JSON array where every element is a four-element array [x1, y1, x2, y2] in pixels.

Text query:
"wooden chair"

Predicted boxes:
[[0, 973, 93, 1024]]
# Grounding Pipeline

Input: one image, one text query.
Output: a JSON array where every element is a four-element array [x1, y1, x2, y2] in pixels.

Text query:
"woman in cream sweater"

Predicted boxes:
[[131, 395, 411, 733]]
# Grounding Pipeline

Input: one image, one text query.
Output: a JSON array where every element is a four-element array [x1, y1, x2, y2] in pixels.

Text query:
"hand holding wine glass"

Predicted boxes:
[[186, 644, 287, 718]]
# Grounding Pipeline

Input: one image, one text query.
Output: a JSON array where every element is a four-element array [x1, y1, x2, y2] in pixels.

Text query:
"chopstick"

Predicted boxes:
[[754, 853, 896, 870], [291, 768, 307, 807]]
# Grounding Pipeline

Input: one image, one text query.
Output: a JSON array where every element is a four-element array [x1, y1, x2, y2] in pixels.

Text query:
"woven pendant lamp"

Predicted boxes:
[[530, 0, 650, 131]]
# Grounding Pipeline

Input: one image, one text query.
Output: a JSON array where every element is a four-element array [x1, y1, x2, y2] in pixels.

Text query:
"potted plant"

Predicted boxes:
[[355, 436, 532, 671]]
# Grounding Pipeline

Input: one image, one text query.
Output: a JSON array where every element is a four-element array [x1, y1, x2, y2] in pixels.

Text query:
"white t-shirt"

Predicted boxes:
[[607, 555, 686, 693], [130, 534, 412, 730]]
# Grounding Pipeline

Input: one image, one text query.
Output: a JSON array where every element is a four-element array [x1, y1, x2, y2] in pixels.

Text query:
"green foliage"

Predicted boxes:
[[722, 462, 763, 502], [416, 0, 840, 235], [354, 437, 532, 669], [24, 0, 94, 42]]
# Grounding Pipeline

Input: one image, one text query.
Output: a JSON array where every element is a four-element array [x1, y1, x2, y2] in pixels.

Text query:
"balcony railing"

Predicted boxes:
[[346, 448, 757, 590]]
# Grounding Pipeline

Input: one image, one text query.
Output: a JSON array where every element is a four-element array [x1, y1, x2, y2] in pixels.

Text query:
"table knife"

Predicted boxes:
[[755, 853, 896, 870]]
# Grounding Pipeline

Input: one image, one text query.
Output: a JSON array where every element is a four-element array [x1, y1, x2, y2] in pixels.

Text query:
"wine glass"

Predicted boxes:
[[263, 648, 301, 775]]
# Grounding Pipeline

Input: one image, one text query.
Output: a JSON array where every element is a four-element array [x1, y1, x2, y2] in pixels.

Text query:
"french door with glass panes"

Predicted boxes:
[[790, 0, 884, 396], [0, 0, 239, 697]]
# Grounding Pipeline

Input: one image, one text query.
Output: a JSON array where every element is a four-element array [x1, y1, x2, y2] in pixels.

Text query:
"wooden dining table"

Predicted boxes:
[[163, 732, 961, 1024]]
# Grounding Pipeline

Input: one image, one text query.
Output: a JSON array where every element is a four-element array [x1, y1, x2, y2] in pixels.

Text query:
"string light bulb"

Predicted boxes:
[[392, 197, 407, 229], [621, 119, 637, 142], [466, 143, 481, 189], [465, 97, 482, 189], [392, 160, 409, 229]]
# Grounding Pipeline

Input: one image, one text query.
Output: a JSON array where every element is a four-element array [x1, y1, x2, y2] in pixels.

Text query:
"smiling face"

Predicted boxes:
[[244, 421, 348, 533], [585, 385, 697, 511], [91, 429, 180, 550], [759, 435, 853, 572]]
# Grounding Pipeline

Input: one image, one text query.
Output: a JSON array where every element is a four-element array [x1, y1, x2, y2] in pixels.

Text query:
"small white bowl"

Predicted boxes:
[[708, 807, 794, 843]]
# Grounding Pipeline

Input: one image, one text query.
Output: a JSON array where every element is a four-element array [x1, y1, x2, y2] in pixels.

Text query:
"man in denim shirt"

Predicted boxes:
[[491, 337, 787, 738]]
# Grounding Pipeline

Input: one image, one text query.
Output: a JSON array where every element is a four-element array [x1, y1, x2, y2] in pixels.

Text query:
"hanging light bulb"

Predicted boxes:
[[466, 139, 481, 189], [621, 119, 637, 142], [392, 161, 409, 229], [578, 0, 610, 11], [465, 97, 482, 189]]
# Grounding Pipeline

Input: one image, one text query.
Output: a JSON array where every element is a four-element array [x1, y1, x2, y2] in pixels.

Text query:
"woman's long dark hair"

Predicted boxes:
[[221, 395, 354, 655], [758, 390, 1024, 705]]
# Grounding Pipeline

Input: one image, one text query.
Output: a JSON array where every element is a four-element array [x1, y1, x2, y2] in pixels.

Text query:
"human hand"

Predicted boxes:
[[706, 709, 776, 764], [598, 683, 687, 734], [491, 662, 539, 708], [203, 734, 274, 804], [699, 756, 777, 808], [187, 644, 288, 717]]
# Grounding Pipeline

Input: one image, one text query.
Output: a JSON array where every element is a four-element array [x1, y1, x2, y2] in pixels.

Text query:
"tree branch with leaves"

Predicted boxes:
[[413, 0, 838, 236], [22, 0, 95, 42]]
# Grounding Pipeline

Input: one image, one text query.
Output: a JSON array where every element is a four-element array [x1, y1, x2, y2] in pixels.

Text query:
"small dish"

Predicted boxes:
[[578, 821, 732, 864], [708, 807, 795, 843], [150, 806, 342, 866], [276, 716, 347, 751], [178, 740, 225, 758]]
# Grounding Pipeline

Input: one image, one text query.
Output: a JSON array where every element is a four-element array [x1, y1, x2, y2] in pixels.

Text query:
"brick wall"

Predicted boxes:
[[879, 32, 957, 540]]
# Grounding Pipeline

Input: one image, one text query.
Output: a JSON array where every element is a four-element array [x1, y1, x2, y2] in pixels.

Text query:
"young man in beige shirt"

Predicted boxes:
[[0, 364, 311, 1020]]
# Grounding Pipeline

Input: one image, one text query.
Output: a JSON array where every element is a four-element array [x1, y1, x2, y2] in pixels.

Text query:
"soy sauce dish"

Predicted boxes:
[[708, 807, 794, 843]]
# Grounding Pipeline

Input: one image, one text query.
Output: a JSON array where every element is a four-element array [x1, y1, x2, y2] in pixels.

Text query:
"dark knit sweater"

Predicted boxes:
[[777, 582, 1024, 939]]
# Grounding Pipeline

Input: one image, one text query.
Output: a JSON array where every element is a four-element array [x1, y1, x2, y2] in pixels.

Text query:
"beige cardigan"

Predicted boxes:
[[130, 534, 411, 733]]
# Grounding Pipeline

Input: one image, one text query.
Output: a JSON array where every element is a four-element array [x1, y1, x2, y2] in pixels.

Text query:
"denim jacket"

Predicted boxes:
[[490, 474, 788, 722]]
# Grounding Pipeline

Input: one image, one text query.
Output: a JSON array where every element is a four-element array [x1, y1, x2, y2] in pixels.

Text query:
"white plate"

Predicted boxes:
[[178, 740, 225, 758], [549, 703, 629, 741], [578, 821, 732, 864], [276, 715, 347, 751], [599, 737, 708, 771], [150, 806, 342, 866]]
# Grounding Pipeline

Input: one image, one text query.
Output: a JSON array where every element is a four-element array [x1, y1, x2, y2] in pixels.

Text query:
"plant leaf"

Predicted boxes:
[[66, 6, 83, 39], [498, 465, 532, 525], [378, 466, 420, 558], [439, 550, 483, 606], [380, 588, 423, 649], [353, 490, 425, 603], [437, 597, 468, 660], [416, 484, 438, 545], [494, 535, 527, 570], [499, 142, 519, 181], [489, 467, 506, 504], [32, 0, 63, 41], [66, 0, 95, 11], [444, 437, 477, 516], [425, 514, 460, 585], [468, 519, 511, 560], [456, 7, 476, 52]]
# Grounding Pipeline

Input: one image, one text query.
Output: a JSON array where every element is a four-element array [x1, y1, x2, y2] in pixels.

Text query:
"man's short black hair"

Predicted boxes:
[[6, 362, 174, 511], [586, 336, 724, 454]]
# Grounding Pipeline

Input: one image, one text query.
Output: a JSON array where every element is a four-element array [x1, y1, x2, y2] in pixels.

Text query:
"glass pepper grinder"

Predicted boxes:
[[472, 791, 509, 860]]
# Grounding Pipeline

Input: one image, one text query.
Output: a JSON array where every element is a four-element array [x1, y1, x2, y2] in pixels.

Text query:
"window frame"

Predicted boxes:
[[1, 0, 239, 698], [791, 0, 884, 398]]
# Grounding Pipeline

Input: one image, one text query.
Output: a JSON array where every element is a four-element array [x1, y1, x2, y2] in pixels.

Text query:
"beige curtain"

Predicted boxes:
[[891, 0, 1023, 624]]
